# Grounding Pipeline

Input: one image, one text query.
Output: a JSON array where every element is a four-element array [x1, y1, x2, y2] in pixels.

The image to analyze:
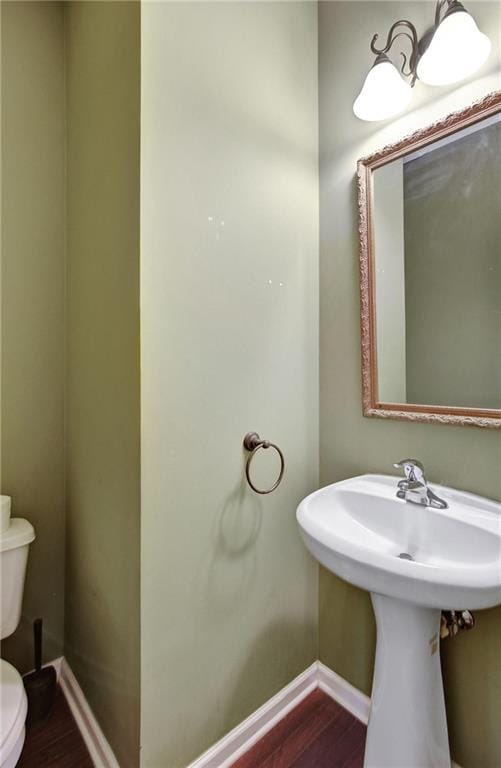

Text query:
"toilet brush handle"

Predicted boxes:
[[34, 618, 43, 672]]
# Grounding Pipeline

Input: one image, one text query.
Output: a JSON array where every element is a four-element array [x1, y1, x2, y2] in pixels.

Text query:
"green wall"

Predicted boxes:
[[65, 3, 141, 767], [140, 3, 319, 765], [1, 1, 66, 670], [318, 3, 501, 767]]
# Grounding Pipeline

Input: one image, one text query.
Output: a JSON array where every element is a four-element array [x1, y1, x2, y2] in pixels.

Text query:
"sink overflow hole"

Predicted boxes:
[[398, 552, 414, 561]]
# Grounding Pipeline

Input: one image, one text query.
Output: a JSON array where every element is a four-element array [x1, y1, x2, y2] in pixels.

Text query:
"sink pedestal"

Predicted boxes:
[[364, 594, 451, 768]]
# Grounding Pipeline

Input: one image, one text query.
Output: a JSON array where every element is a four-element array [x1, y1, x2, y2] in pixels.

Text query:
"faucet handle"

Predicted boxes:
[[393, 458, 426, 485]]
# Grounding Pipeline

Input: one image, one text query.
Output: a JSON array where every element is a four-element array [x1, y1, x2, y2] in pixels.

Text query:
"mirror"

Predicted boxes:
[[358, 91, 501, 429]]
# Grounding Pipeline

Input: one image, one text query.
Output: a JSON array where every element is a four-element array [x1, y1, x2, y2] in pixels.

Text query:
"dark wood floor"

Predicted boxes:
[[17, 686, 93, 768], [16, 685, 363, 768], [233, 688, 366, 768]]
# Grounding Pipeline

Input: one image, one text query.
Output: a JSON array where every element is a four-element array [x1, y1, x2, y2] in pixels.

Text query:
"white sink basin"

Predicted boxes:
[[297, 474, 501, 610], [297, 473, 501, 768]]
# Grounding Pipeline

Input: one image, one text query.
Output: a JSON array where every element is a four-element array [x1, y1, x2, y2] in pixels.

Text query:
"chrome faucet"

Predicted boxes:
[[393, 459, 448, 510]]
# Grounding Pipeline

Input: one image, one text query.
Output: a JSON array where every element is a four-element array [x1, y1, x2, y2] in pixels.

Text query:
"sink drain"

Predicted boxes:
[[398, 552, 414, 561]]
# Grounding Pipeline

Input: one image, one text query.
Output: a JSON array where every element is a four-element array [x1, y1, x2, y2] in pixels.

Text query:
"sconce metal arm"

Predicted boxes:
[[435, 0, 449, 26], [435, 0, 465, 27], [370, 19, 420, 84]]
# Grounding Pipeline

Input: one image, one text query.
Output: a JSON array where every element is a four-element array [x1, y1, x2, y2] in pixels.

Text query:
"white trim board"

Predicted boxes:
[[317, 661, 370, 724], [187, 661, 462, 768], [23, 655, 63, 682], [187, 663, 319, 768], [30, 657, 461, 768], [59, 658, 120, 768]]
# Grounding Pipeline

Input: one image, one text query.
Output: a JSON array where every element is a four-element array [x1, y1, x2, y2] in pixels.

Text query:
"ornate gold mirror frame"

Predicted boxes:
[[357, 90, 501, 429]]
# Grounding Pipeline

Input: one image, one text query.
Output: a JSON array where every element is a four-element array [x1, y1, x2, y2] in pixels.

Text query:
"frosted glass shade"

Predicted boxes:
[[353, 57, 413, 122], [417, 10, 491, 86]]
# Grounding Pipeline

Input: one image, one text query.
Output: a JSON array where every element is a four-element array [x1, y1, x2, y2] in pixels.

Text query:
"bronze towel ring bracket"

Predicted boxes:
[[243, 432, 285, 495]]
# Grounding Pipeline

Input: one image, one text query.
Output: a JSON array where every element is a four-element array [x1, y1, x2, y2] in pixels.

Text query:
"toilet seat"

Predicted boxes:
[[0, 660, 27, 768]]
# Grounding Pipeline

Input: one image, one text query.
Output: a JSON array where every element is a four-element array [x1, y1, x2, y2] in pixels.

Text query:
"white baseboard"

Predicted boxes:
[[188, 660, 462, 768], [23, 655, 63, 681], [187, 662, 319, 768], [50, 656, 63, 681], [317, 661, 370, 724], [33, 656, 461, 768], [59, 657, 120, 768]]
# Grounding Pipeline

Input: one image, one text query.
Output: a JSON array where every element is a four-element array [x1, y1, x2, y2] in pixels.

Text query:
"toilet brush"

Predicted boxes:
[[23, 618, 57, 728]]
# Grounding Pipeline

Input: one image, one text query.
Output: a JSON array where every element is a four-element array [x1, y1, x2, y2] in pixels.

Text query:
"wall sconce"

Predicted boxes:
[[353, 0, 491, 122]]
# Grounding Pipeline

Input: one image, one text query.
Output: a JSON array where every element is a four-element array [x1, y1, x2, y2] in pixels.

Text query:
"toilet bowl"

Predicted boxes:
[[0, 661, 27, 768], [0, 497, 35, 768]]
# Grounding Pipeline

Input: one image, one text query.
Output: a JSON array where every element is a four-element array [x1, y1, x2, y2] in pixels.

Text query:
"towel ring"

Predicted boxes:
[[243, 432, 285, 494]]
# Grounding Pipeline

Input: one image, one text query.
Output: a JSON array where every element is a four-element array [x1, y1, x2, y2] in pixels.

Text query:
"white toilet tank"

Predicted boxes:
[[0, 497, 35, 640]]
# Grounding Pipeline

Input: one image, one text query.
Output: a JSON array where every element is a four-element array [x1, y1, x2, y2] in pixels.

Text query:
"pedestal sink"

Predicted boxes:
[[297, 474, 501, 768]]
